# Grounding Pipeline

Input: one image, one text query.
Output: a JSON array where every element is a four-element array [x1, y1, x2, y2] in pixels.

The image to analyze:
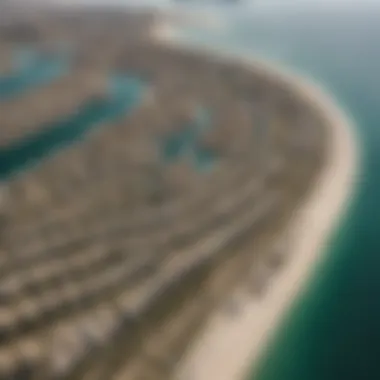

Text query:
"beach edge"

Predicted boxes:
[[152, 21, 360, 380]]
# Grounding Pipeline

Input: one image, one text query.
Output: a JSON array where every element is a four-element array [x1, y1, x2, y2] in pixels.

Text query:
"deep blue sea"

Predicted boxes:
[[181, 4, 380, 380]]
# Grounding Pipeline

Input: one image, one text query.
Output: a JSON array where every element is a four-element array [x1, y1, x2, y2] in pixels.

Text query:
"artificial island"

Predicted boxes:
[[0, 4, 357, 380]]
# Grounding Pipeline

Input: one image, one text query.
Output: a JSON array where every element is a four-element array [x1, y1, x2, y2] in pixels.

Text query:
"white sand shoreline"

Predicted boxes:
[[153, 22, 360, 380]]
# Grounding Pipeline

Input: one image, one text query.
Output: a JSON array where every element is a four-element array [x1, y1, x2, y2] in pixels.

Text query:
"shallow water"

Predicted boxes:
[[0, 75, 144, 180], [161, 106, 216, 170], [181, 5, 380, 380], [0, 48, 216, 179], [0, 48, 69, 100]]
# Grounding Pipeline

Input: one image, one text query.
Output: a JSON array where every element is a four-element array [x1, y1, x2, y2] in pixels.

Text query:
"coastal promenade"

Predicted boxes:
[[155, 22, 359, 380]]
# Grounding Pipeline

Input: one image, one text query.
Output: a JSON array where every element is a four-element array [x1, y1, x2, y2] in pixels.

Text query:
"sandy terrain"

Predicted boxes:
[[152, 21, 360, 380]]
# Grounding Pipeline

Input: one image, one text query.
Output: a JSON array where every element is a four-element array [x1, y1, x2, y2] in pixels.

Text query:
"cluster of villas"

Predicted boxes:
[[0, 8, 326, 380]]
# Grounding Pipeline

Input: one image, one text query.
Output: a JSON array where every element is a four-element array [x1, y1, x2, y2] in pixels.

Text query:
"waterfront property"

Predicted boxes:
[[0, 6, 329, 380], [0, 74, 144, 179]]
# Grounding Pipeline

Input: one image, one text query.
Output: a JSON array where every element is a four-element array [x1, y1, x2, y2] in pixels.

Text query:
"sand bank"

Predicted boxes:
[[153, 21, 360, 380]]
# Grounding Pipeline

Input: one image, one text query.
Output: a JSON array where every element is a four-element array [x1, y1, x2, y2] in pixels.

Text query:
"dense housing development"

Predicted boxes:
[[0, 6, 329, 380]]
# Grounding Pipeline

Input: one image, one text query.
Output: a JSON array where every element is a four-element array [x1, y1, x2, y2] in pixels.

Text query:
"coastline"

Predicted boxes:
[[153, 22, 360, 380]]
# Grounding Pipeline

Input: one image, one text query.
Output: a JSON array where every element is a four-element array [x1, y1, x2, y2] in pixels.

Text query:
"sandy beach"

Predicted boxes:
[[153, 21, 360, 380]]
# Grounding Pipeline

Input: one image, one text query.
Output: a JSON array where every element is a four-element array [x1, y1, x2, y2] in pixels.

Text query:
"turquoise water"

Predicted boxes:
[[161, 106, 216, 170], [0, 45, 215, 179], [0, 57, 214, 182], [181, 5, 380, 380], [0, 48, 69, 100], [0, 43, 217, 180], [0, 75, 144, 180]]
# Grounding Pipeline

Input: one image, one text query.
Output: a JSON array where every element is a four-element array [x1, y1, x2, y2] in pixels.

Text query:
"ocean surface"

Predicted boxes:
[[180, 4, 380, 380]]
